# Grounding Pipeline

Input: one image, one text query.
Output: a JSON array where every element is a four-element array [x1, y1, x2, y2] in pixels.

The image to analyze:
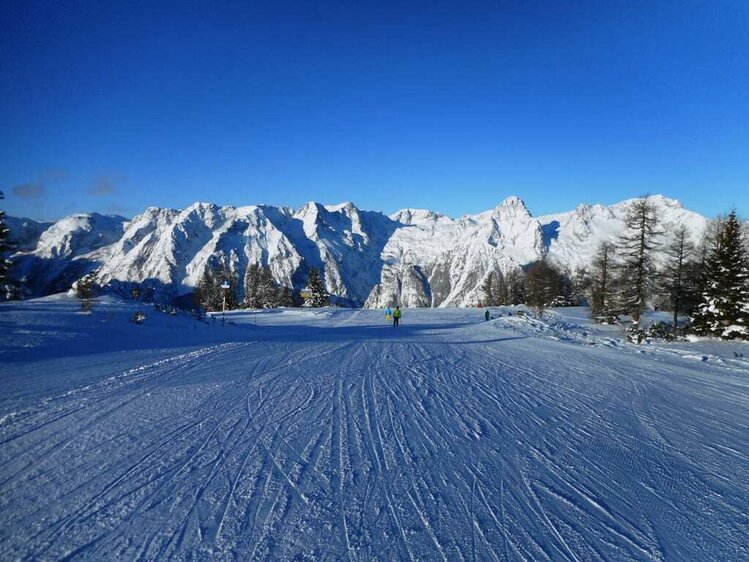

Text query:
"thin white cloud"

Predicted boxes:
[[89, 176, 116, 196], [11, 182, 45, 199]]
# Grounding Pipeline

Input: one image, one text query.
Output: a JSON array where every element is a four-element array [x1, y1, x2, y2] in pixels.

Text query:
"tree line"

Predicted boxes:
[[481, 260, 581, 315], [193, 264, 330, 312], [481, 196, 749, 340], [0, 191, 21, 301]]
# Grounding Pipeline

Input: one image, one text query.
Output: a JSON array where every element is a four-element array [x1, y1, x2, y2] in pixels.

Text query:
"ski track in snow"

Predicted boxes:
[[1, 307, 748, 561]]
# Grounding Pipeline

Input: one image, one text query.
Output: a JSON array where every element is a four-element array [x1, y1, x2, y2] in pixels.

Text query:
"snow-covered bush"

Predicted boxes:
[[130, 311, 146, 325], [595, 314, 619, 325], [628, 321, 684, 343], [74, 270, 100, 311]]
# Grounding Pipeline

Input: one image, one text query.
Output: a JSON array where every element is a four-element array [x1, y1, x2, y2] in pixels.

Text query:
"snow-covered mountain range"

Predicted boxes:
[[8, 195, 708, 307]]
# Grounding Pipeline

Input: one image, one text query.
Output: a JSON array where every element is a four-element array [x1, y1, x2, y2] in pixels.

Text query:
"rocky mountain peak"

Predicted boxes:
[[8, 195, 708, 307], [494, 196, 531, 218]]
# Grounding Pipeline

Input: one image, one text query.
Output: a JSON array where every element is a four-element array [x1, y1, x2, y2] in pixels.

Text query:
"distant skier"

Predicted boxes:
[[485, 309, 490, 321], [392, 306, 401, 327], [385, 306, 392, 321]]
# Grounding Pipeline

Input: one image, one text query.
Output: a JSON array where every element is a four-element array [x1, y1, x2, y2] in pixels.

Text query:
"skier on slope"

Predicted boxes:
[[385, 306, 392, 321], [485, 309, 491, 321], [392, 306, 401, 327]]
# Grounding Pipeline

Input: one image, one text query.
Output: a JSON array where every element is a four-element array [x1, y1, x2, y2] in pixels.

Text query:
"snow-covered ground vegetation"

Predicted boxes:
[[1, 295, 747, 560]]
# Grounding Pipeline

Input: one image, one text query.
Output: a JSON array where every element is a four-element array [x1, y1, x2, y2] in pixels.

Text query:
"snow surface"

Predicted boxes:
[[1, 296, 748, 560]]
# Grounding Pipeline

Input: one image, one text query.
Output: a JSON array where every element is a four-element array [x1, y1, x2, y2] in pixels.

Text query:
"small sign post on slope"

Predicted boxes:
[[220, 280, 230, 326]]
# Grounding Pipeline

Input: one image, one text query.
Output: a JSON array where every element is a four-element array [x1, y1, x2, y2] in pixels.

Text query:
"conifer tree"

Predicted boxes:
[[0, 191, 18, 301], [692, 211, 749, 339], [525, 260, 562, 315], [194, 268, 212, 311], [481, 272, 497, 306], [492, 270, 509, 305], [243, 264, 262, 308], [482, 269, 509, 306], [659, 227, 696, 331], [277, 285, 294, 307], [692, 218, 722, 306], [194, 267, 222, 311], [616, 196, 662, 326], [555, 267, 575, 306], [571, 266, 591, 306], [590, 242, 616, 323], [305, 267, 329, 307], [505, 268, 525, 305], [258, 266, 279, 308]]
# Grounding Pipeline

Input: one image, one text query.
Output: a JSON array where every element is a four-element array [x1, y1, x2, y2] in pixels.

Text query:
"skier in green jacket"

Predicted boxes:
[[392, 306, 402, 327]]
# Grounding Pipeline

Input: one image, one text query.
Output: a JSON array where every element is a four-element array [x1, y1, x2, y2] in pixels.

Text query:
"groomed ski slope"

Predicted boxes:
[[1, 296, 747, 561]]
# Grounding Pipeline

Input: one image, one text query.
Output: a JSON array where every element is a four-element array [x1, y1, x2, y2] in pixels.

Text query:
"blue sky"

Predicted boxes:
[[1, 0, 747, 221]]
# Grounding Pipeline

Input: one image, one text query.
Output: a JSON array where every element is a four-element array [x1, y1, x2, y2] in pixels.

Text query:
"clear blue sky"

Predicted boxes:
[[1, 0, 747, 221]]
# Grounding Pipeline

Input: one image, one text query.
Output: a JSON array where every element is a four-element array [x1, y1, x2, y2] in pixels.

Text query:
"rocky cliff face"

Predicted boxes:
[[365, 195, 707, 307], [8, 195, 708, 306], [12, 213, 127, 295]]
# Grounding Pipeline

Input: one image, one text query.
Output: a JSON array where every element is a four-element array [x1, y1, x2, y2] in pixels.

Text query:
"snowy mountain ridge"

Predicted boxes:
[[8, 195, 708, 306]]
